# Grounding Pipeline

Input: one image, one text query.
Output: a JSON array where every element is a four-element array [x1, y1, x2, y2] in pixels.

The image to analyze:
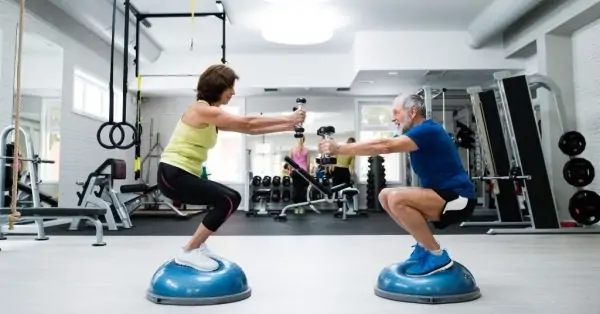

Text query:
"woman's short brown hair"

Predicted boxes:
[[196, 64, 239, 104]]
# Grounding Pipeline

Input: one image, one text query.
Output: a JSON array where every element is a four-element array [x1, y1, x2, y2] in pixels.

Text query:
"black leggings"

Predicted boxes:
[[331, 166, 351, 208], [291, 170, 309, 203], [157, 162, 241, 232]]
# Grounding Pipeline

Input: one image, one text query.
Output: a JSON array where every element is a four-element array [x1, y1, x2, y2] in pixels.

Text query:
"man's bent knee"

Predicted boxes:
[[378, 188, 393, 210]]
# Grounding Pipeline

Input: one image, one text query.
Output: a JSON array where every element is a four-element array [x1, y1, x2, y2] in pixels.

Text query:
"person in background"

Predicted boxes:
[[330, 137, 356, 211], [281, 163, 291, 177], [288, 135, 309, 214]]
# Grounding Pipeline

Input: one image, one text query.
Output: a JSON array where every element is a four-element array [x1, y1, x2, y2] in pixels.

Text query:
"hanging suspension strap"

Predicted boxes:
[[134, 75, 143, 180]]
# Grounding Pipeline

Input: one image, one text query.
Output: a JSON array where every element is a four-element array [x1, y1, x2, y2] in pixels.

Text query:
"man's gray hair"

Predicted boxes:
[[393, 93, 426, 117]]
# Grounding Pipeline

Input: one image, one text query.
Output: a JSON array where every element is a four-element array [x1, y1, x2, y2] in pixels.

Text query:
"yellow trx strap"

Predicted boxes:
[[189, 0, 196, 51], [9, 0, 26, 229], [134, 75, 142, 179]]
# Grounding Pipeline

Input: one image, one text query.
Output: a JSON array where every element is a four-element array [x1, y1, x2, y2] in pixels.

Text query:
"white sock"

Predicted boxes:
[[431, 249, 443, 256]]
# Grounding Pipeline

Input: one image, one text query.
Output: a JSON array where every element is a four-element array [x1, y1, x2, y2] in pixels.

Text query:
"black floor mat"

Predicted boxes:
[[44, 211, 491, 236]]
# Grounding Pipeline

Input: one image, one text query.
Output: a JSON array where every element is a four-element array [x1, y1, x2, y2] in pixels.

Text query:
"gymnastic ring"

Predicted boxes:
[[109, 122, 137, 149], [96, 121, 122, 150]]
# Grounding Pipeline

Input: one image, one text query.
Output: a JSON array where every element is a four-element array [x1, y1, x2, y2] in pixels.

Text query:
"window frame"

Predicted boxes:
[[72, 68, 125, 122]]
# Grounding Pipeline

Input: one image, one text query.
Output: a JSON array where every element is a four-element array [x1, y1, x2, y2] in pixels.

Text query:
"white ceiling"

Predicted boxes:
[[131, 0, 495, 53]]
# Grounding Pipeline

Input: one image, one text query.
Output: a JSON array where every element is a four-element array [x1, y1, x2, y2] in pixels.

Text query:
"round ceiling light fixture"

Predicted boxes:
[[260, 3, 337, 45]]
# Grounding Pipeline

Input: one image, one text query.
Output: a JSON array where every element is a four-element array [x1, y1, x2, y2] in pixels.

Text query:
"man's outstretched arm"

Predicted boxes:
[[336, 135, 419, 156]]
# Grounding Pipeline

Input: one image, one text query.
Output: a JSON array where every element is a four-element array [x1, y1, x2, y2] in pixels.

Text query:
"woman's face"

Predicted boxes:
[[298, 137, 305, 145], [219, 85, 236, 105]]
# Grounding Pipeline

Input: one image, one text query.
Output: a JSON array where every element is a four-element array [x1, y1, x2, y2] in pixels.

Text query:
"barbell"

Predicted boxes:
[[0, 156, 55, 164]]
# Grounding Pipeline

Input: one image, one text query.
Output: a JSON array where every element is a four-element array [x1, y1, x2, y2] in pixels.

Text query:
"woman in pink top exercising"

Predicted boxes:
[[289, 135, 309, 214]]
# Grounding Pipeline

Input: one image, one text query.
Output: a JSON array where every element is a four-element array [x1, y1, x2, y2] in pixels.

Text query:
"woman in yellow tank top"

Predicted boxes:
[[331, 137, 356, 210], [157, 64, 306, 272]]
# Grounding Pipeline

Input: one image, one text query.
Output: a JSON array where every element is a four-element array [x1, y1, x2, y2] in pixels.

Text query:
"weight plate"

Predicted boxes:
[[562, 157, 595, 187], [568, 190, 600, 225], [558, 131, 586, 156]]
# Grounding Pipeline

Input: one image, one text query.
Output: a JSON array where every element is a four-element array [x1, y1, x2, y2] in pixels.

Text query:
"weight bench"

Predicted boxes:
[[274, 157, 365, 222], [246, 188, 273, 217], [0, 207, 106, 246]]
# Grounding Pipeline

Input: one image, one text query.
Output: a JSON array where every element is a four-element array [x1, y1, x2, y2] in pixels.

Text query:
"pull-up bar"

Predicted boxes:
[[122, 0, 229, 180]]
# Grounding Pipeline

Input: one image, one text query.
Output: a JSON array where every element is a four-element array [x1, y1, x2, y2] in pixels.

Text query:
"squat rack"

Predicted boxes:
[[120, 0, 229, 179]]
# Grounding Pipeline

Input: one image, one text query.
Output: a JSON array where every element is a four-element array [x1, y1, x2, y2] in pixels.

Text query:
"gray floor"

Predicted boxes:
[[1, 234, 599, 314]]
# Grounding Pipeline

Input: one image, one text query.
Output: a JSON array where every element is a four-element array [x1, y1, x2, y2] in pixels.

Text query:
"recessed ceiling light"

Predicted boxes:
[[358, 80, 374, 84], [388, 71, 399, 76]]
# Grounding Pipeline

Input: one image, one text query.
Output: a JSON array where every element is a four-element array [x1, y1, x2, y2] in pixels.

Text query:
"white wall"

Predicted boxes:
[[572, 18, 600, 195], [21, 52, 63, 95]]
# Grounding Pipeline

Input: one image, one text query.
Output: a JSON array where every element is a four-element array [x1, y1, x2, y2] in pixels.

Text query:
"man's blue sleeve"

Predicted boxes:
[[404, 124, 435, 150]]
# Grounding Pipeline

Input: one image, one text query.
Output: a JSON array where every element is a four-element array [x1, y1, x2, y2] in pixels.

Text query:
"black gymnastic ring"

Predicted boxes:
[[97, 121, 121, 149], [109, 122, 137, 149]]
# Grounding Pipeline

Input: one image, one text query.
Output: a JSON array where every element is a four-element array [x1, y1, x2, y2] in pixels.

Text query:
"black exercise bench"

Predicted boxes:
[[284, 156, 356, 197], [0, 207, 107, 246]]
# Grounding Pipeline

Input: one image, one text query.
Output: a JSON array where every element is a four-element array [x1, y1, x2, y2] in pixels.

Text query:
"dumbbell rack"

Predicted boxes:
[[247, 175, 293, 217], [366, 156, 386, 211]]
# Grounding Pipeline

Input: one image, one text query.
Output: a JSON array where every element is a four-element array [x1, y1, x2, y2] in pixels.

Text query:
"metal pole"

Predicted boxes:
[[139, 12, 221, 19], [221, 13, 226, 64], [135, 19, 140, 77]]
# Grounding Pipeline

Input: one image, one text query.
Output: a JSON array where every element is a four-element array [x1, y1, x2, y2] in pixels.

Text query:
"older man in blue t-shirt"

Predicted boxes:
[[319, 94, 476, 277]]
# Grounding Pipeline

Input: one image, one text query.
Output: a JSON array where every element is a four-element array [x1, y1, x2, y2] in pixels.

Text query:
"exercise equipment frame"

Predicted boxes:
[[468, 72, 600, 235], [0, 125, 106, 246]]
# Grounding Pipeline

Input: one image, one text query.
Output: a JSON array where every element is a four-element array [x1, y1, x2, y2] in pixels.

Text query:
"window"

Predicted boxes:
[[205, 106, 244, 183], [249, 141, 287, 177], [72, 69, 124, 122], [358, 130, 402, 183], [360, 102, 393, 127], [40, 99, 61, 182]]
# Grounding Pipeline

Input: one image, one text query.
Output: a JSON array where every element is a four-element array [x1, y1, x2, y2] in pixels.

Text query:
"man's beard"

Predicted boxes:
[[398, 113, 413, 133]]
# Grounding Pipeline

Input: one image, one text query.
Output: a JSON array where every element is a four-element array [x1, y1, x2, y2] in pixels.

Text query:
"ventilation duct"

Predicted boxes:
[[46, 0, 162, 63], [467, 0, 544, 49]]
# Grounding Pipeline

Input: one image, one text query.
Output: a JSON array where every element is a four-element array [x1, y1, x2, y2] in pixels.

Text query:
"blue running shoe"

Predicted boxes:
[[405, 250, 454, 276], [406, 244, 427, 263]]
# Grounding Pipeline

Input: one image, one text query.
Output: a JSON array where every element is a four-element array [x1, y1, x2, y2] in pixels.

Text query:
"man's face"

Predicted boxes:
[[392, 105, 414, 132]]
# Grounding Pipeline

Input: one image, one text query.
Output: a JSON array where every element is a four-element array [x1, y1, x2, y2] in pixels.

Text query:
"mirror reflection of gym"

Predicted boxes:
[[8, 31, 63, 206]]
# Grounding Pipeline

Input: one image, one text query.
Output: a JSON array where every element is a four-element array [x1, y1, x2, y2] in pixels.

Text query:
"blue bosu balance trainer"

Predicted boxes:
[[147, 257, 252, 306], [375, 261, 481, 304]]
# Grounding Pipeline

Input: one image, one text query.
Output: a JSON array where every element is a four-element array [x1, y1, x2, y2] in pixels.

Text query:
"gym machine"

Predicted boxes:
[[461, 85, 530, 229], [71, 158, 205, 231], [274, 126, 364, 222], [468, 72, 600, 234], [0, 125, 106, 246], [70, 158, 133, 231]]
